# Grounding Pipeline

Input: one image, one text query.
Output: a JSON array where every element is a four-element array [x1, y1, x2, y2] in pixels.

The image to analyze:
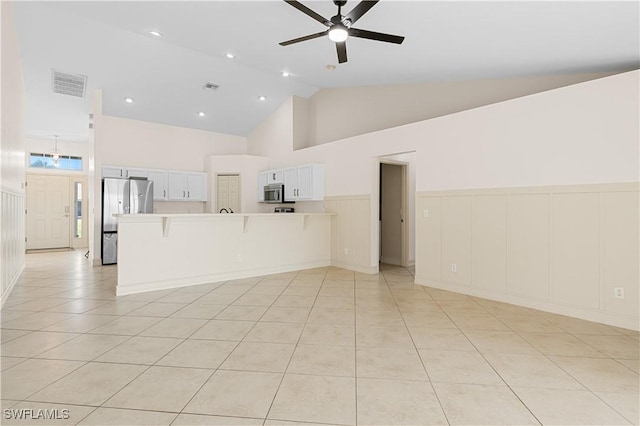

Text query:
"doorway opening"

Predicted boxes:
[[216, 174, 240, 213], [379, 162, 408, 266]]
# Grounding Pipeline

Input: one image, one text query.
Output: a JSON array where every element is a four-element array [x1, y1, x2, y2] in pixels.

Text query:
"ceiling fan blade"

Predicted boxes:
[[349, 27, 405, 44], [279, 30, 329, 46], [344, 0, 379, 25], [336, 41, 348, 63], [284, 0, 330, 26]]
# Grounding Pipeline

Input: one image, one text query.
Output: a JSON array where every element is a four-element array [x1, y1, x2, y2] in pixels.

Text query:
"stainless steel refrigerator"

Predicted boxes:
[[102, 177, 154, 265]]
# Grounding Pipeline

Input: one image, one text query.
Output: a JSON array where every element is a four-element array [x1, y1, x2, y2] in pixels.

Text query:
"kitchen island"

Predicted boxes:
[[115, 213, 334, 295]]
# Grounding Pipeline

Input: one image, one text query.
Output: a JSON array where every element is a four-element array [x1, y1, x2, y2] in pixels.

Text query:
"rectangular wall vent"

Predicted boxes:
[[203, 82, 219, 90], [52, 69, 87, 98]]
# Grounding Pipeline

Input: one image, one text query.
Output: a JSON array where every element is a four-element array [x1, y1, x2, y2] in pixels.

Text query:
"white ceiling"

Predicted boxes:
[[13, 1, 639, 142]]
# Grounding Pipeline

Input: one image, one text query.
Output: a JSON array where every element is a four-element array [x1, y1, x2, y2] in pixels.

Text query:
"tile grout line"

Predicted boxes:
[[387, 265, 452, 426], [262, 268, 329, 425]]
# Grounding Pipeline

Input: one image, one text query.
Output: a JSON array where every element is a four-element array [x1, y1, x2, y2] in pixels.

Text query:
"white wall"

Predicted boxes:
[[248, 70, 639, 328], [247, 98, 294, 157], [302, 71, 621, 147], [1, 1, 27, 306]]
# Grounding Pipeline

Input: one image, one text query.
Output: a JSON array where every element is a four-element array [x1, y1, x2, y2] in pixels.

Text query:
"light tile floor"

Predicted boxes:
[[1, 251, 639, 425]]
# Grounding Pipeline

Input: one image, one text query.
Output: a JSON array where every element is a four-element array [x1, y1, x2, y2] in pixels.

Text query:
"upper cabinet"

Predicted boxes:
[[147, 170, 169, 201], [266, 169, 283, 184], [103, 165, 207, 202], [288, 163, 324, 201], [102, 165, 148, 179], [168, 172, 207, 201], [260, 163, 324, 202]]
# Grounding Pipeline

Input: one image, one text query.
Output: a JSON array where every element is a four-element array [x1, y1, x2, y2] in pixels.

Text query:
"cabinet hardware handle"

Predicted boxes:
[[188, 191, 190, 198], [163, 190, 166, 198]]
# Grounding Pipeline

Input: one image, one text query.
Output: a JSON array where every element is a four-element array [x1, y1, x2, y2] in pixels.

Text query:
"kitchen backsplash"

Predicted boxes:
[[154, 201, 205, 214]]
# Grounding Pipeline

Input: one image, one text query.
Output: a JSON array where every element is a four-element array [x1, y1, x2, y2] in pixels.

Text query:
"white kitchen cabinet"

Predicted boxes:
[[283, 167, 298, 201], [147, 169, 169, 200], [266, 169, 283, 184], [282, 163, 325, 201], [102, 165, 147, 179], [257, 172, 268, 202], [168, 172, 207, 201], [187, 173, 207, 201]]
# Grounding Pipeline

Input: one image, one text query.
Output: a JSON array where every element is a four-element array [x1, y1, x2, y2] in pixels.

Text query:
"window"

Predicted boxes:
[[74, 182, 83, 239], [29, 153, 82, 171]]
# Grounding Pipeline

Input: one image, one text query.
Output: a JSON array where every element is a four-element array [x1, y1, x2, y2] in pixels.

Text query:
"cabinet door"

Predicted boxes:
[[283, 167, 298, 201], [296, 165, 313, 200], [257, 172, 267, 202], [147, 170, 168, 200], [267, 169, 283, 184], [187, 173, 207, 201], [102, 166, 124, 178], [125, 168, 148, 178], [168, 172, 187, 200]]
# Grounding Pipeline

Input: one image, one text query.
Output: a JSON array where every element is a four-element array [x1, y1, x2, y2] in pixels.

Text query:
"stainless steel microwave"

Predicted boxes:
[[264, 183, 292, 204]]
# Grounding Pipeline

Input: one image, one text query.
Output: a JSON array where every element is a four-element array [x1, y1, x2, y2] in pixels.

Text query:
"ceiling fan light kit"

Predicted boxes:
[[280, 0, 405, 64], [328, 25, 348, 42]]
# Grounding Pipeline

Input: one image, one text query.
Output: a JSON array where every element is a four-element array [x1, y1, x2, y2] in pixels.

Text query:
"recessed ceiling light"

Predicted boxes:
[[198, 112, 205, 117], [124, 97, 134, 103], [226, 53, 235, 59], [282, 71, 290, 77], [326, 64, 336, 71], [259, 96, 266, 101], [148, 30, 163, 37]]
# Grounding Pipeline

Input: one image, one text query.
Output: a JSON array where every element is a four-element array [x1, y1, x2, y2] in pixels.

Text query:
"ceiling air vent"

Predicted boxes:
[[51, 69, 87, 98], [203, 82, 219, 90]]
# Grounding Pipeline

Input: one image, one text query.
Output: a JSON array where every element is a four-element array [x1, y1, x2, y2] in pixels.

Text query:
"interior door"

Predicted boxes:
[[217, 174, 240, 212], [26, 174, 71, 249]]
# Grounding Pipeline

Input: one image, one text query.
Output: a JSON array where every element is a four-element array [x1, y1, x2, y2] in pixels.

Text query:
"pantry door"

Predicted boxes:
[[216, 174, 240, 213], [26, 174, 71, 249]]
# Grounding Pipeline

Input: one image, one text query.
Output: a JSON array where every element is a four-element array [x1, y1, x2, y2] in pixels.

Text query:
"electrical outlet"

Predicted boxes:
[[451, 263, 457, 273], [423, 209, 429, 218], [237, 254, 243, 262], [614, 287, 624, 299], [344, 248, 349, 255]]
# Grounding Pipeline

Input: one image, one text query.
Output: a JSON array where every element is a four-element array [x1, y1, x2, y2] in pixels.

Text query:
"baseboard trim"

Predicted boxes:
[[1, 262, 25, 308], [116, 260, 331, 296], [415, 276, 640, 331]]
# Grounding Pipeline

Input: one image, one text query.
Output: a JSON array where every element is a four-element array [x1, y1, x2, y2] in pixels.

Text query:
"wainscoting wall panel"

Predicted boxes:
[[325, 195, 374, 274], [472, 195, 508, 293], [1, 189, 25, 306], [416, 183, 639, 330], [507, 194, 550, 301]]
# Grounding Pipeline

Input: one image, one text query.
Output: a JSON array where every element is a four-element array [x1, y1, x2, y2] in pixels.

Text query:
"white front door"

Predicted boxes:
[[26, 175, 71, 249]]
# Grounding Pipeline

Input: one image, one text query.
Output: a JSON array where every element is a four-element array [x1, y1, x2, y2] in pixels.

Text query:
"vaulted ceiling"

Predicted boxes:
[[12, 1, 639, 142]]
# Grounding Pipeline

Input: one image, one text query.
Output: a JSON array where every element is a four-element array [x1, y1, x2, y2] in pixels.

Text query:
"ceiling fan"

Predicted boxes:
[[279, 0, 405, 64]]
